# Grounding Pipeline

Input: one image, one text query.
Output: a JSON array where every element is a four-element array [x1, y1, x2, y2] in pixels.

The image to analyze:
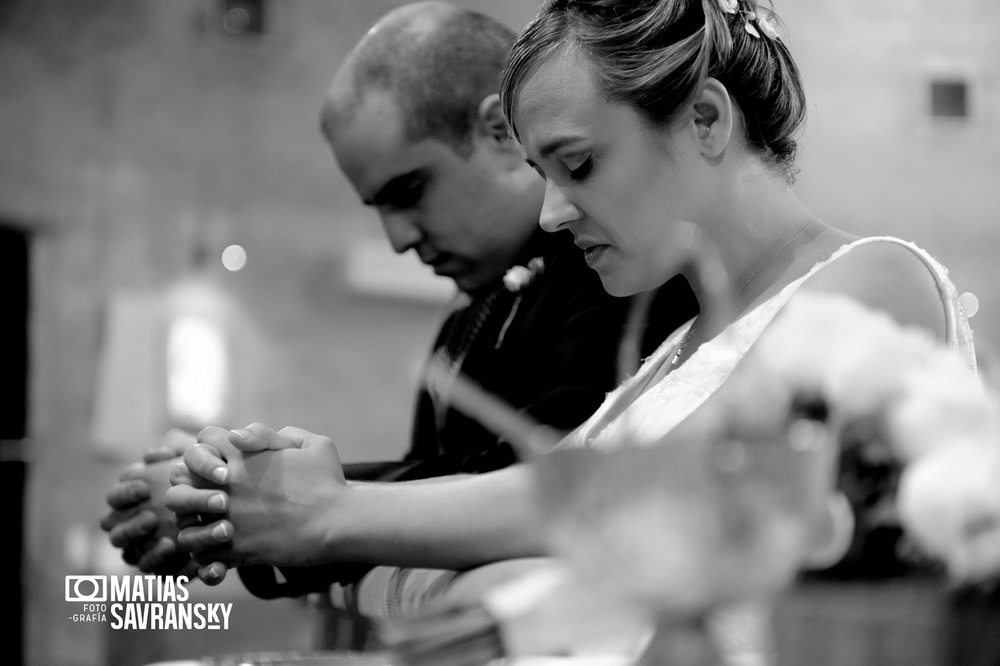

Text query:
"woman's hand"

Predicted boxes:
[[165, 424, 349, 582]]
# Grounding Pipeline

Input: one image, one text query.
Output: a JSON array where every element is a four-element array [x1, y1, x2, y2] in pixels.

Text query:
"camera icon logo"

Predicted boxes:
[[65, 575, 108, 602]]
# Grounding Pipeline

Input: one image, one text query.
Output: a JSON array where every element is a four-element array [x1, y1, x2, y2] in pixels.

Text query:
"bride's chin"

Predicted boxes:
[[598, 273, 637, 298]]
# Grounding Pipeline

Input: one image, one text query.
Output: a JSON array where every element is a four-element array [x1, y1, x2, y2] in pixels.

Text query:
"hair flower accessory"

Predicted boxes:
[[755, 12, 779, 40], [723, 1, 780, 41], [742, 11, 762, 38], [717, 0, 738, 14], [503, 257, 545, 293]]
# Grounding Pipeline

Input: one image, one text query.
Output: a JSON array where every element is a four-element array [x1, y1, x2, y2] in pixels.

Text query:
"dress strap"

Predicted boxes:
[[798, 236, 976, 372]]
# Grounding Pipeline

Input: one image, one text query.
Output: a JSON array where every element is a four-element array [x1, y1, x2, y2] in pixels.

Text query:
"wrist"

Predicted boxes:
[[306, 481, 362, 567]]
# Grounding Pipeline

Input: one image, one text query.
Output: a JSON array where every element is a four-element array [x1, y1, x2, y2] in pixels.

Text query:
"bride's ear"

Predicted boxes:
[[691, 78, 734, 159]]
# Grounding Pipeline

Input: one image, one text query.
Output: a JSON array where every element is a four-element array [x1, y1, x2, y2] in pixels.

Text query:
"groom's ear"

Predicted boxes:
[[474, 93, 509, 143], [691, 78, 733, 159]]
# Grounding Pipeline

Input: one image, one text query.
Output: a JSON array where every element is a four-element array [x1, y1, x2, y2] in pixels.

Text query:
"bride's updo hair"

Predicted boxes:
[[500, 0, 807, 181]]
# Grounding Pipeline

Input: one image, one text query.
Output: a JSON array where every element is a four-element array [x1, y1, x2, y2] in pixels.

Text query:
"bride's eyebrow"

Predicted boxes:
[[537, 136, 584, 160]]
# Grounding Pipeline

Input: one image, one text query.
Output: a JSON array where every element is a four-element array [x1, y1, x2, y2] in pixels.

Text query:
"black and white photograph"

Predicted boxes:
[[3, 1, 1000, 664]]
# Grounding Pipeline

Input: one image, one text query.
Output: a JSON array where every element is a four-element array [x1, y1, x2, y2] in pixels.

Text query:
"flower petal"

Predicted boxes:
[[757, 15, 779, 40], [717, 0, 738, 14]]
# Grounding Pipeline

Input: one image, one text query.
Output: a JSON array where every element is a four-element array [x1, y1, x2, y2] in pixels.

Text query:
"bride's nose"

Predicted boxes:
[[539, 179, 581, 232]]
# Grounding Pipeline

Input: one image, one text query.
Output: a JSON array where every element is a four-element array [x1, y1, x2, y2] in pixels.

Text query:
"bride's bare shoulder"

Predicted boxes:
[[798, 237, 947, 341]]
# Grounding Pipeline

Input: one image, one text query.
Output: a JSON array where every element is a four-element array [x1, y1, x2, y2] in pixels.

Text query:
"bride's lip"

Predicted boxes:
[[572, 237, 611, 268], [581, 244, 610, 267], [573, 236, 607, 252]]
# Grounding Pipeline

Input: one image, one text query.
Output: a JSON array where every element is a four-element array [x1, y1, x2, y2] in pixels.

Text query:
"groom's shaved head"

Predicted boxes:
[[320, 1, 515, 156]]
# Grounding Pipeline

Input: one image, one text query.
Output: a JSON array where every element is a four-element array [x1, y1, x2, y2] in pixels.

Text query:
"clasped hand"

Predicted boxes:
[[165, 423, 349, 585], [100, 429, 199, 577]]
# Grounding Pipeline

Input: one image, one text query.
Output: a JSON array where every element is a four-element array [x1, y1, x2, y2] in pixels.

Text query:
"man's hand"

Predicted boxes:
[[100, 429, 198, 576], [166, 424, 349, 584]]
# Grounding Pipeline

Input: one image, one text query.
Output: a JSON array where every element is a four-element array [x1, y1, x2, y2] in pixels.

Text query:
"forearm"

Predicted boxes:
[[327, 465, 547, 570], [347, 473, 473, 487], [171, 426, 548, 574]]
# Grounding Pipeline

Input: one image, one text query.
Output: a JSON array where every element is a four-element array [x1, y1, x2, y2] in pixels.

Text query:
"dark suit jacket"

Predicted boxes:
[[405, 229, 691, 474]]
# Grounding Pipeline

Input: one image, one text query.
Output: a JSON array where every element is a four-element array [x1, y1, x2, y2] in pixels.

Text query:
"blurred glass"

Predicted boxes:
[[531, 416, 836, 664]]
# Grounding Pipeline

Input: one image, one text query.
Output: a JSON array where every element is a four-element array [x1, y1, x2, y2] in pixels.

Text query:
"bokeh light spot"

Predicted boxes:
[[222, 7, 251, 34], [221, 244, 247, 272]]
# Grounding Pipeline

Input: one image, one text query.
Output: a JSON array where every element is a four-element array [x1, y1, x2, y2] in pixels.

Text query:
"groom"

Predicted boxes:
[[101, 0, 696, 593]]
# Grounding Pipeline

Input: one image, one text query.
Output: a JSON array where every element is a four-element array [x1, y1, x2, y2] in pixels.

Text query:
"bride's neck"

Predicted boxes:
[[682, 190, 824, 338], [718, 174, 819, 285]]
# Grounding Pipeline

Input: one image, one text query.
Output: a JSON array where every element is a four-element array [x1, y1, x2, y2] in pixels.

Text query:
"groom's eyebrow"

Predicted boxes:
[[363, 170, 423, 207]]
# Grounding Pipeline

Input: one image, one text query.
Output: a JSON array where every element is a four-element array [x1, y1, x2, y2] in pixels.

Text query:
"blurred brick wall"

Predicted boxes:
[[782, 0, 1000, 351]]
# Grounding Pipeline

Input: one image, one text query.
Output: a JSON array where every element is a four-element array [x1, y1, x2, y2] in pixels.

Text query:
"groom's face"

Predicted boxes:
[[328, 91, 534, 293]]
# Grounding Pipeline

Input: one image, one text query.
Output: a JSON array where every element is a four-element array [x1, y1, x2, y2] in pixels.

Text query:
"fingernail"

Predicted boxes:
[[230, 428, 250, 440], [212, 523, 230, 540], [212, 467, 229, 483], [208, 494, 226, 511]]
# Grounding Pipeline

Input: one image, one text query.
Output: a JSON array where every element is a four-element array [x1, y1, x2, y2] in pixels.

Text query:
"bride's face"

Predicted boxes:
[[513, 49, 707, 297]]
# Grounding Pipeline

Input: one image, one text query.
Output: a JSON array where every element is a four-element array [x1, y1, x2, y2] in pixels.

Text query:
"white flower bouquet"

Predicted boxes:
[[751, 291, 1000, 585]]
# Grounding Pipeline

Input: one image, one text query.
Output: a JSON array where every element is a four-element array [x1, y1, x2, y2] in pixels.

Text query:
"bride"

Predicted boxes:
[[166, 0, 976, 655]]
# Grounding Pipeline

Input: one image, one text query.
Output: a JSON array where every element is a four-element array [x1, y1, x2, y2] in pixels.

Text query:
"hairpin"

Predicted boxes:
[[716, 0, 780, 41], [745, 10, 779, 39]]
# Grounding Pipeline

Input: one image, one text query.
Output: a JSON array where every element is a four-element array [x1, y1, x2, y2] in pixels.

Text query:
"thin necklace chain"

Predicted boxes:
[[671, 218, 818, 366], [734, 218, 818, 301]]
